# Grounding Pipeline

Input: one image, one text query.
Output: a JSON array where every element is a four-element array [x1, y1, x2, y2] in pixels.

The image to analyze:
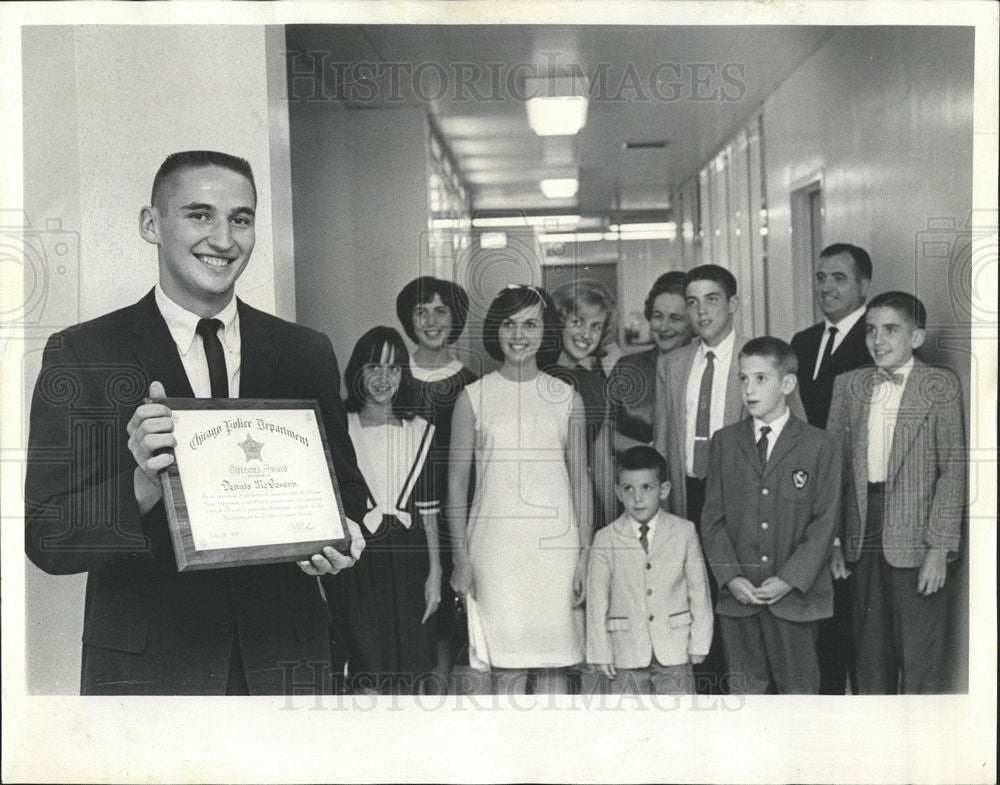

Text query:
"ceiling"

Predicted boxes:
[[285, 24, 838, 219]]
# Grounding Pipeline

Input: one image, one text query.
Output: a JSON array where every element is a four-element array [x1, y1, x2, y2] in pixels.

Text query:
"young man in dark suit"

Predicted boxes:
[[25, 151, 366, 695], [790, 242, 873, 694]]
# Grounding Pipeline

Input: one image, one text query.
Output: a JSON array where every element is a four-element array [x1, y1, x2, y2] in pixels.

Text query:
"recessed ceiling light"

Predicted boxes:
[[540, 178, 579, 199], [525, 76, 590, 137]]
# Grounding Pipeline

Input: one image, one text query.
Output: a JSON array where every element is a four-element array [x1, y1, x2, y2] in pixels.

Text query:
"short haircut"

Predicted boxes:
[[867, 290, 927, 330], [644, 271, 687, 321], [151, 151, 256, 210], [482, 285, 562, 366], [740, 336, 798, 376], [683, 264, 737, 300], [616, 445, 668, 484], [551, 280, 615, 347], [343, 326, 417, 418], [395, 276, 470, 345], [820, 243, 873, 282]]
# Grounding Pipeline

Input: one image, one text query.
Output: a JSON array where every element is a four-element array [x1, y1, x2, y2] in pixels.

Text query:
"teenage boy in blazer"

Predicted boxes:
[[701, 337, 840, 693], [790, 243, 874, 696], [24, 151, 366, 695], [826, 291, 965, 694], [587, 446, 712, 695]]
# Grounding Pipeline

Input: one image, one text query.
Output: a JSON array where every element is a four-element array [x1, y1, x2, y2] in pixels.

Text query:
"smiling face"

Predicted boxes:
[[615, 467, 670, 525], [738, 354, 796, 423], [815, 252, 869, 324], [865, 305, 924, 371], [139, 164, 256, 317], [648, 291, 694, 354], [560, 300, 608, 362], [498, 303, 545, 366], [412, 292, 454, 351], [685, 279, 738, 347], [360, 342, 403, 406]]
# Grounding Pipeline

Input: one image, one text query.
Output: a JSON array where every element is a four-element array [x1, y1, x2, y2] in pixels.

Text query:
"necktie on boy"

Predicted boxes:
[[638, 523, 650, 554], [756, 425, 771, 468], [196, 318, 228, 398], [692, 350, 715, 478]]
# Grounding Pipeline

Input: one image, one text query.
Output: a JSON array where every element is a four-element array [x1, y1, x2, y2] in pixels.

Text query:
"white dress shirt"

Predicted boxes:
[[866, 358, 914, 482], [155, 285, 241, 398], [685, 328, 736, 476], [812, 304, 867, 380], [752, 406, 791, 461]]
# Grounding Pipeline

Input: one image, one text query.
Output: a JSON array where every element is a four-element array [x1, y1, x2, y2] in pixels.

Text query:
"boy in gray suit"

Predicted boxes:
[[701, 337, 840, 694], [586, 446, 713, 695]]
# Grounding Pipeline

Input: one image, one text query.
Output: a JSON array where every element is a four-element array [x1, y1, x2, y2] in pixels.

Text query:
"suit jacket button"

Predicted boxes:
[[761, 488, 770, 496], [647, 589, 653, 596], [646, 562, 652, 569], [649, 614, 654, 622], [761, 522, 769, 530], [761, 555, 769, 563]]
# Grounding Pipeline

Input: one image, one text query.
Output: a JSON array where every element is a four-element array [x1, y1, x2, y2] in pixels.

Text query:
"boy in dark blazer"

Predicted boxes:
[[701, 337, 840, 694], [24, 151, 366, 695], [827, 291, 965, 694], [587, 446, 713, 695]]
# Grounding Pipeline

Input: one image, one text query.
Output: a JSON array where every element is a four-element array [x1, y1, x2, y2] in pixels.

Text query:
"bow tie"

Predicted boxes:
[[874, 369, 905, 386]]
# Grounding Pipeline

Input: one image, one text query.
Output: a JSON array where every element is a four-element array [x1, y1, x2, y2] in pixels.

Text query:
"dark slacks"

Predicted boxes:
[[597, 662, 695, 696], [719, 612, 820, 694], [686, 476, 727, 694], [851, 483, 951, 694], [816, 575, 853, 694]]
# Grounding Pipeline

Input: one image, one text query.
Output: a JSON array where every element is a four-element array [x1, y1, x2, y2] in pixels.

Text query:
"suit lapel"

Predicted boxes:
[[850, 367, 875, 518], [886, 361, 931, 484], [129, 289, 194, 398], [670, 344, 697, 440], [831, 318, 871, 373], [737, 418, 762, 475], [723, 330, 746, 424], [236, 300, 280, 399]]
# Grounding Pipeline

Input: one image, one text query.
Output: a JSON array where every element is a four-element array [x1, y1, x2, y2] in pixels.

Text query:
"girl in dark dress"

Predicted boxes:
[[395, 277, 477, 688], [327, 326, 440, 695]]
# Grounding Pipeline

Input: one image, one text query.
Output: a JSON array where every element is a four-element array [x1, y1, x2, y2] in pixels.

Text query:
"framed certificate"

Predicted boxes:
[[156, 398, 351, 571]]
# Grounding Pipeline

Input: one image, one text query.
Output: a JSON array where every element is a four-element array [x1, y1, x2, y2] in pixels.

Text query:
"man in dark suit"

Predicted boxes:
[[790, 242, 873, 695], [25, 150, 366, 695]]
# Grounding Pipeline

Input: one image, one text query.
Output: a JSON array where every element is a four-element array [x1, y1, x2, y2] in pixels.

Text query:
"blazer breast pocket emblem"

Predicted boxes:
[[792, 470, 809, 489]]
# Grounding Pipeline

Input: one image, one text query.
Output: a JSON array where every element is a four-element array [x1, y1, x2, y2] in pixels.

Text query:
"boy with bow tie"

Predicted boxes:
[[827, 291, 965, 694]]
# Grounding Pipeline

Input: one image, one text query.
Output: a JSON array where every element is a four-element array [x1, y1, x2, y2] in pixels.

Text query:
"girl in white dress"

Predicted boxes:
[[449, 285, 593, 694]]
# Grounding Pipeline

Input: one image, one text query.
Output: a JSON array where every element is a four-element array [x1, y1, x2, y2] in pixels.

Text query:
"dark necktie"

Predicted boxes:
[[638, 523, 649, 554], [757, 425, 772, 468], [692, 350, 715, 479], [196, 318, 228, 398], [816, 326, 838, 379]]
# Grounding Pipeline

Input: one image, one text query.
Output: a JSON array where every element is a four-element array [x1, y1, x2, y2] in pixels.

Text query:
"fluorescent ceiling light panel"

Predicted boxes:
[[537, 232, 605, 243], [480, 231, 508, 249], [525, 76, 589, 136], [540, 178, 579, 198], [472, 215, 580, 229]]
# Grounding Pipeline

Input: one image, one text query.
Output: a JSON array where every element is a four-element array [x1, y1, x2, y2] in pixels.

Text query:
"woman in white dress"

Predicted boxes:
[[449, 285, 593, 694]]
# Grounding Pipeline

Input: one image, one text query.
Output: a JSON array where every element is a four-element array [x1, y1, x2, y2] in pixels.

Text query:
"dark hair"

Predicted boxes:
[[683, 264, 738, 300], [739, 336, 799, 376], [395, 276, 470, 345], [482, 285, 562, 366], [151, 151, 256, 209], [616, 445, 668, 484], [820, 243, 873, 282], [643, 271, 687, 322], [867, 290, 927, 330], [343, 326, 417, 418]]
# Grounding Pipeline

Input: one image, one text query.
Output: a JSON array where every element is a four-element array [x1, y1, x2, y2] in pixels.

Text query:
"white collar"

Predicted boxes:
[[825, 304, 867, 335], [626, 510, 659, 535], [155, 285, 239, 356], [410, 356, 463, 383], [754, 406, 791, 441], [698, 326, 736, 363]]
